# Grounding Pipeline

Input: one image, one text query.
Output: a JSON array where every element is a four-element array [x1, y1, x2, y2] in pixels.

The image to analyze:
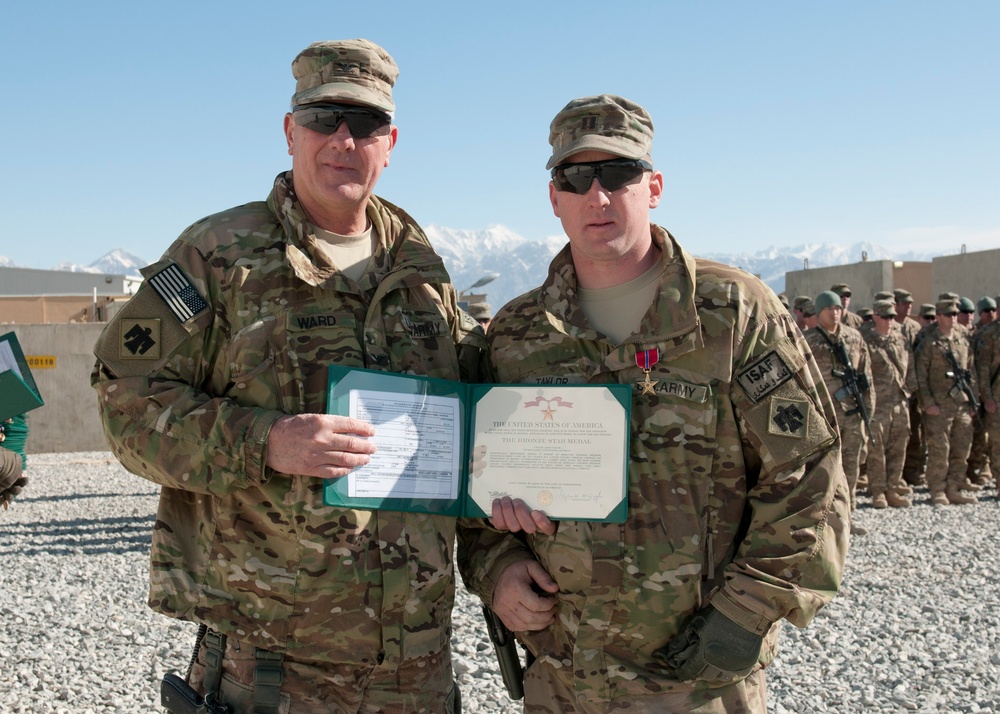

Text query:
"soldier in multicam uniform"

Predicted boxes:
[[862, 300, 915, 508], [0, 415, 29, 508], [458, 95, 850, 714], [92, 40, 482, 713], [979, 297, 998, 329], [915, 300, 979, 505], [804, 290, 875, 533], [975, 310, 1000, 492], [791, 295, 811, 332], [894, 289, 926, 487], [467, 302, 492, 331], [831, 283, 865, 329]]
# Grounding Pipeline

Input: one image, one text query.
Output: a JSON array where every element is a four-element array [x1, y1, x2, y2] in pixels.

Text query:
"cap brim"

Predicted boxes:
[[546, 135, 646, 170], [294, 82, 394, 114]]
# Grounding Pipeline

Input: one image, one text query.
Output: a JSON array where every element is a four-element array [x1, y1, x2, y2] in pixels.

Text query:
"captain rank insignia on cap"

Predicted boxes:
[[148, 263, 209, 323], [120, 319, 161, 360]]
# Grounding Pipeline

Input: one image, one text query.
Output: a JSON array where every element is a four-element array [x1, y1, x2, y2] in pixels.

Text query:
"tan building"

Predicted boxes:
[[785, 258, 933, 311]]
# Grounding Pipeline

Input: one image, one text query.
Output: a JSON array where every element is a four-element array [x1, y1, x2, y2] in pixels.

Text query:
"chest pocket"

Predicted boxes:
[[283, 309, 362, 412], [381, 308, 455, 376]]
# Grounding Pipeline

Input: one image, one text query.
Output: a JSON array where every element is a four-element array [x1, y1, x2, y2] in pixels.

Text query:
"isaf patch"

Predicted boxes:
[[769, 398, 809, 438], [120, 319, 161, 360], [148, 264, 208, 323], [737, 349, 793, 404]]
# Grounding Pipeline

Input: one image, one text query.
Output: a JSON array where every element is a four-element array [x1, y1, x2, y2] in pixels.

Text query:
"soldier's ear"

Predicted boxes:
[[284, 113, 296, 156]]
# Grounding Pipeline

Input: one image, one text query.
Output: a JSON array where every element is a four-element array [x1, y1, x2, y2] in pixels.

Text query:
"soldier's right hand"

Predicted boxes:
[[492, 560, 559, 632], [265, 414, 377, 478]]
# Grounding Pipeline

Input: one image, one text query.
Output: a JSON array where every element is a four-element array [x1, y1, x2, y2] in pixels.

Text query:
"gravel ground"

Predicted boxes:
[[1, 453, 998, 713]]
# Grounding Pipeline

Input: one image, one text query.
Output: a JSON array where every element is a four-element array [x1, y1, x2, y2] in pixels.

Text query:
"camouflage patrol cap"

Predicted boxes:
[[872, 300, 896, 318], [874, 291, 894, 301], [958, 297, 976, 313], [936, 299, 959, 316], [893, 288, 914, 303], [802, 300, 817, 317], [778, 293, 789, 308], [938, 291, 959, 302], [291, 39, 398, 113], [546, 94, 654, 170], [857, 307, 874, 319], [919, 303, 936, 318], [467, 303, 492, 320], [815, 291, 842, 312], [792, 295, 812, 310], [978, 296, 997, 313], [830, 283, 851, 297]]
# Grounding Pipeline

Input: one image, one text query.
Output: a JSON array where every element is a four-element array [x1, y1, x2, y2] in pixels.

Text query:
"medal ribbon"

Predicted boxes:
[[635, 348, 660, 372]]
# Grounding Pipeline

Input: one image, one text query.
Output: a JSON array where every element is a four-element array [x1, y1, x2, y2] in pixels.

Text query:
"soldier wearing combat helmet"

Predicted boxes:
[[93, 39, 481, 712], [459, 94, 849, 712]]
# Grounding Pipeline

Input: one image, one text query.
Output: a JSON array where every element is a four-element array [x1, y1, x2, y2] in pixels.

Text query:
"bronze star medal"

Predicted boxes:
[[635, 348, 660, 395]]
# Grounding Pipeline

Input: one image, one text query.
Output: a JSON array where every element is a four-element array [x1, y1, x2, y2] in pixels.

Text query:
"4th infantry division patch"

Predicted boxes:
[[120, 319, 161, 360], [768, 398, 809, 438]]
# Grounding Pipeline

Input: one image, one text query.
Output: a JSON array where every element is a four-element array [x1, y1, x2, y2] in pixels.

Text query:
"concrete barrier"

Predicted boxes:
[[5, 324, 108, 453]]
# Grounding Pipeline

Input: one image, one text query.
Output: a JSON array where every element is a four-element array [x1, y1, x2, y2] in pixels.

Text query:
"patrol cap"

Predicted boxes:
[[919, 303, 936, 318], [893, 288, 914, 303], [978, 296, 997, 312], [793, 295, 812, 310], [938, 291, 959, 302], [830, 283, 851, 297], [547, 94, 654, 170], [958, 297, 976, 314], [291, 39, 398, 113], [467, 303, 492, 320], [872, 300, 896, 318], [802, 300, 817, 317], [874, 291, 894, 301], [857, 307, 874, 319], [936, 299, 959, 316], [815, 291, 842, 312], [778, 293, 790, 308]]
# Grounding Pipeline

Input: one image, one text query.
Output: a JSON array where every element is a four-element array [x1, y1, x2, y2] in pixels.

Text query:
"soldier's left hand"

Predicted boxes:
[[491, 497, 556, 535], [0, 474, 28, 509], [653, 605, 763, 684]]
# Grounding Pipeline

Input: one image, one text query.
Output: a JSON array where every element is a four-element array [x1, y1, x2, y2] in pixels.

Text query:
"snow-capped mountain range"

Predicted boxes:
[[1, 230, 933, 310]]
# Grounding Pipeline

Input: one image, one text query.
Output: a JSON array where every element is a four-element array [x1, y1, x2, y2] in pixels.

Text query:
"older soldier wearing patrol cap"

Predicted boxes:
[[915, 300, 979, 505], [804, 290, 875, 530], [92, 39, 483, 713], [791, 295, 811, 331], [831, 283, 865, 329], [863, 300, 915, 507], [458, 95, 849, 713]]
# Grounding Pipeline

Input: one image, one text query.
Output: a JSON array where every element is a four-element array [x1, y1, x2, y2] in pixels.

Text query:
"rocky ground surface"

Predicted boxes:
[[1, 453, 998, 713]]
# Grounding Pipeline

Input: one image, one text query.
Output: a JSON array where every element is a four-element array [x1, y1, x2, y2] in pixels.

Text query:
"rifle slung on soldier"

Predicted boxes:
[[819, 330, 875, 444]]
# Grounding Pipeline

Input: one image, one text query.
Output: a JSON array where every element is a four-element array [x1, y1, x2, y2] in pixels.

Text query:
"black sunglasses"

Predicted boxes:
[[550, 159, 652, 195], [293, 103, 392, 139]]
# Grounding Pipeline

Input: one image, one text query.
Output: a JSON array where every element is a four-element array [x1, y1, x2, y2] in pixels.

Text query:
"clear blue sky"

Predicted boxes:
[[2, 1, 998, 268]]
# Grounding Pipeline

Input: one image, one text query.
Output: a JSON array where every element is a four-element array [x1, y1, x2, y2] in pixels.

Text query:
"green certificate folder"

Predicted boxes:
[[323, 365, 631, 522], [0, 332, 44, 422]]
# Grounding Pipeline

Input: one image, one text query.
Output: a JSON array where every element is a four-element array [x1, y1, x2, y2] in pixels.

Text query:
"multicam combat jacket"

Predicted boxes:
[[862, 324, 915, 414], [92, 172, 482, 667], [916, 328, 975, 413], [458, 226, 850, 703], [804, 323, 876, 435]]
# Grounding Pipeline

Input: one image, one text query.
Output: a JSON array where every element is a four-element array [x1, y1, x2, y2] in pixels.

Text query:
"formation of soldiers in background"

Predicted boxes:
[[781, 283, 1000, 527]]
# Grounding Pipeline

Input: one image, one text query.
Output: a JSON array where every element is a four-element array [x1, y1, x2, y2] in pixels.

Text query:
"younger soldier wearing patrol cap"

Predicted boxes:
[[93, 39, 481, 712], [459, 94, 849, 713], [915, 300, 978, 505], [863, 300, 914, 507]]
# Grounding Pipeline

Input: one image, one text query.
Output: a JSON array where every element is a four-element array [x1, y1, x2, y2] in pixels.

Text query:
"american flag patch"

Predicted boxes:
[[148, 264, 209, 323]]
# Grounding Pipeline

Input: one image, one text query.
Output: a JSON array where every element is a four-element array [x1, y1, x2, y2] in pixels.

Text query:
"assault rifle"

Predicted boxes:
[[820, 331, 874, 444], [943, 349, 980, 417], [483, 606, 534, 700]]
